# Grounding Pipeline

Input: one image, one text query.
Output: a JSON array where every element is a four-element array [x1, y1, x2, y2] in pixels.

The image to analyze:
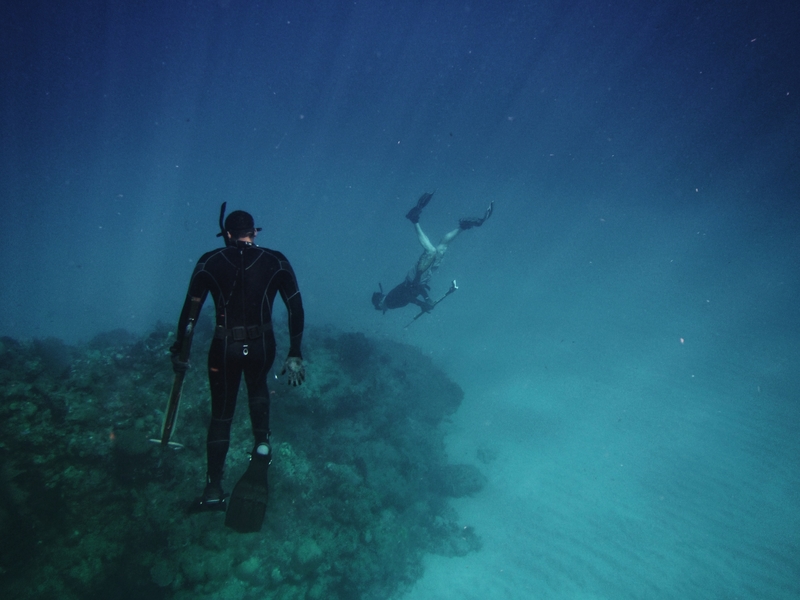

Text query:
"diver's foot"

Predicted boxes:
[[187, 483, 228, 514], [459, 201, 494, 230], [405, 191, 434, 223]]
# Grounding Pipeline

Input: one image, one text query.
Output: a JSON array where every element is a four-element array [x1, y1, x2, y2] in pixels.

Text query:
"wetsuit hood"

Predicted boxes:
[[216, 203, 262, 245], [224, 210, 261, 234]]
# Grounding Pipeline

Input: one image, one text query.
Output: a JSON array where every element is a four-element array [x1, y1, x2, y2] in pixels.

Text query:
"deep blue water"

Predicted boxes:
[[2, 0, 799, 598]]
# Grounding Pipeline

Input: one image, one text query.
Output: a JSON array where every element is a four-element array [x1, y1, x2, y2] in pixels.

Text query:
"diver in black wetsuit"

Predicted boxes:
[[171, 208, 305, 511], [372, 192, 493, 314]]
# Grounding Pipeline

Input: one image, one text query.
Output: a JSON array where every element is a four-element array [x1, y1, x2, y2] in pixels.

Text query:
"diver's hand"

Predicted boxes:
[[281, 356, 305, 386], [171, 354, 189, 374]]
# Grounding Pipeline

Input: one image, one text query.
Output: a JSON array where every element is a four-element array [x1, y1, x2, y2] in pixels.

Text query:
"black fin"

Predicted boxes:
[[225, 454, 270, 533], [459, 201, 494, 230], [405, 191, 435, 223]]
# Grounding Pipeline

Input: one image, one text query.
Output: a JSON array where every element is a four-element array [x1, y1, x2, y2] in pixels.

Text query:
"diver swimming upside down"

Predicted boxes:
[[372, 191, 493, 316]]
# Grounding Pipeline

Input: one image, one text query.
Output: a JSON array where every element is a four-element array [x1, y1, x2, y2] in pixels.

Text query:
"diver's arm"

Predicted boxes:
[[412, 293, 434, 312], [282, 286, 305, 359], [273, 264, 304, 357], [174, 260, 208, 341], [275, 261, 306, 386], [171, 269, 209, 370]]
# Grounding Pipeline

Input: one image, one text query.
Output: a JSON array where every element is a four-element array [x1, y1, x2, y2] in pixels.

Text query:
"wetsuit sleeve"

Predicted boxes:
[[172, 261, 210, 354], [274, 258, 304, 359]]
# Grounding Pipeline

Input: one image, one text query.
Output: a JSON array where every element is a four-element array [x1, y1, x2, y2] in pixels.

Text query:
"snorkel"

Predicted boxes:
[[216, 202, 232, 247]]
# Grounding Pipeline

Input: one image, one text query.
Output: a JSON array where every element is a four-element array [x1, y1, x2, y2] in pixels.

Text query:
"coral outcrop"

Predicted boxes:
[[0, 322, 483, 600]]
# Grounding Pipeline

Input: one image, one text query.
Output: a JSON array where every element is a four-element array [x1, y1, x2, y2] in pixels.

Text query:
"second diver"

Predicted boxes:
[[372, 191, 493, 315]]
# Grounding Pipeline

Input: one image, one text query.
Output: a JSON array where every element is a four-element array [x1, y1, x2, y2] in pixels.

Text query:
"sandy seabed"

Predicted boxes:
[[402, 336, 800, 600]]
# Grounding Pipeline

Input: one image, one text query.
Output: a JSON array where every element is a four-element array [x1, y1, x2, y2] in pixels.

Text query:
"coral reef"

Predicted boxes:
[[0, 322, 483, 600]]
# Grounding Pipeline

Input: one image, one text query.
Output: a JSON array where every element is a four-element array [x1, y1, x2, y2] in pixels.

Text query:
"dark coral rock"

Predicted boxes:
[[87, 328, 139, 350], [332, 331, 374, 376], [0, 324, 481, 600], [32, 337, 75, 378], [431, 463, 487, 497]]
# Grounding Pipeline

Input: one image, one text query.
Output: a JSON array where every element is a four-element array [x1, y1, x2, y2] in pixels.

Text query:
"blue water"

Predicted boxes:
[[2, 0, 798, 598]]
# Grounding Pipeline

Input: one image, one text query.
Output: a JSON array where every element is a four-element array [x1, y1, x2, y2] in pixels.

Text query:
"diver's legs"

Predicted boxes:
[[415, 223, 437, 253], [436, 227, 462, 252], [243, 339, 276, 447], [414, 223, 439, 277], [206, 340, 243, 488]]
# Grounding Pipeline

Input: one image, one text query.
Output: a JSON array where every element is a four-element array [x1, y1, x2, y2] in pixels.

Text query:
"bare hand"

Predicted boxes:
[[281, 356, 305, 386]]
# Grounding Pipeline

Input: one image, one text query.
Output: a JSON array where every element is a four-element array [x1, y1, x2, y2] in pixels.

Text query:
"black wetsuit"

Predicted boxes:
[[380, 255, 436, 312], [383, 275, 431, 310], [173, 240, 304, 487]]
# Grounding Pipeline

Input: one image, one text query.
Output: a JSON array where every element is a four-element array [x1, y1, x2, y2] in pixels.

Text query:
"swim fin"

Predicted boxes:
[[225, 451, 270, 533], [405, 191, 434, 223], [459, 201, 494, 230]]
